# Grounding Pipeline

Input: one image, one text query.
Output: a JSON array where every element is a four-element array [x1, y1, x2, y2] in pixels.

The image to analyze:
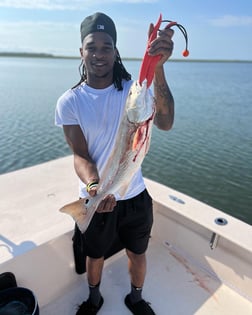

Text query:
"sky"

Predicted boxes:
[[0, 0, 252, 60]]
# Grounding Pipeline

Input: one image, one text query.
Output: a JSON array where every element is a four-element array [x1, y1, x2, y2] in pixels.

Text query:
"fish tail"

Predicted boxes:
[[59, 196, 98, 233]]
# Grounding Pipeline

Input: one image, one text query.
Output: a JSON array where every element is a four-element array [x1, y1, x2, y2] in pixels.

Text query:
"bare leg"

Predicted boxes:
[[126, 249, 146, 287], [86, 256, 104, 306], [86, 256, 104, 285], [125, 250, 156, 314], [76, 257, 104, 313]]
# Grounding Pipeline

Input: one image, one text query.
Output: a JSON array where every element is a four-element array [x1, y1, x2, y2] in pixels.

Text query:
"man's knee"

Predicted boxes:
[[126, 250, 146, 265]]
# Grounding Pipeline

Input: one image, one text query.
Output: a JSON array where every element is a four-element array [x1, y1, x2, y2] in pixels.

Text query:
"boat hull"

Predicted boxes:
[[0, 157, 251, 314]]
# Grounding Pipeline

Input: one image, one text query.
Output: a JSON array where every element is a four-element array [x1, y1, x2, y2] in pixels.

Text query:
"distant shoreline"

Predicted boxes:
[[0, 52, 251, 63]]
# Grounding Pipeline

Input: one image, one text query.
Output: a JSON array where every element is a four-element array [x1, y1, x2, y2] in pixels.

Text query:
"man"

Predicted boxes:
[[55, 12, 174, 315]]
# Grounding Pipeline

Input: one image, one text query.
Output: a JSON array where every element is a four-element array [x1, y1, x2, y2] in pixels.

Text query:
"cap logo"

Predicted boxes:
[[97, 24, 105, 30]]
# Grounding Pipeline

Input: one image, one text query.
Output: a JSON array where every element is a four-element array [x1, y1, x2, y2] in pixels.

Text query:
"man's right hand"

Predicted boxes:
[[96, 194, 117, 213]]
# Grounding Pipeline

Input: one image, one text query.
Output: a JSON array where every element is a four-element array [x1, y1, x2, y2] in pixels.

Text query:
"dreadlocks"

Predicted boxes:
[[72, 50, 131, 90]]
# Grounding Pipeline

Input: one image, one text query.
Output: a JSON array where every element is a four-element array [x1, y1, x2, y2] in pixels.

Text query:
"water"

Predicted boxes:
[[0, 57, 251, 225]]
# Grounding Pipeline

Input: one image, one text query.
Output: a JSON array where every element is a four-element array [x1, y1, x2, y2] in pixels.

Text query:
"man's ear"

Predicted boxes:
[[114, 47, 118, 61], [80, 47, 83, 59]]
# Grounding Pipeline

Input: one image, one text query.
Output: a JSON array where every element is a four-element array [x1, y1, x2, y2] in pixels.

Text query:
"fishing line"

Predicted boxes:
[[161, 20, 189, 57]]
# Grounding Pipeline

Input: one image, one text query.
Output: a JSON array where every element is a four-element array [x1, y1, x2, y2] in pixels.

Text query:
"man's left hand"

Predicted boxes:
[[147, 24, 174, 67]]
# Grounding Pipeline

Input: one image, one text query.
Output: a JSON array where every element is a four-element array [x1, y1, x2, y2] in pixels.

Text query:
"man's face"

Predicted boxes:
[[80, 32, 117, 87]]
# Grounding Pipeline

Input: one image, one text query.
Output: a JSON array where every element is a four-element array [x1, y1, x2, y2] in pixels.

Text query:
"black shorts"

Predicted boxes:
[[83, 189, 153, 258]]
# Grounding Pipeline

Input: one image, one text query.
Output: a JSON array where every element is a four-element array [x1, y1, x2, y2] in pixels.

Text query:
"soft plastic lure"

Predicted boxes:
[[139, 14, 189, 87]]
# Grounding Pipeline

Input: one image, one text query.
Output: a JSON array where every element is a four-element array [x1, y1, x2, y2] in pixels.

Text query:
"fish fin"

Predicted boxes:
[[139, 14, 162, 87], [132, 124, 149, 162], [132, 127, 143, 151], [59, 197, 95, 233]]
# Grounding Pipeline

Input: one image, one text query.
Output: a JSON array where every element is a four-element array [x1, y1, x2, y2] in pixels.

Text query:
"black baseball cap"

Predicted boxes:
[[80, 12, 117, 45]]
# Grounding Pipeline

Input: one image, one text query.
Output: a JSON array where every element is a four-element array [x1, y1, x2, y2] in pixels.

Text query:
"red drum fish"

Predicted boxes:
[[59, 14, 189, 233]]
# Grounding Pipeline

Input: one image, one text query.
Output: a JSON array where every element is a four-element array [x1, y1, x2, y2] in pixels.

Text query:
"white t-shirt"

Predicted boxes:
[[55, 79, 145, 199]]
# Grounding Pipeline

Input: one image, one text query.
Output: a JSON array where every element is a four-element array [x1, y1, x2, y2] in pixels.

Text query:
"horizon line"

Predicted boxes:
[[0, 52, 252, 63]]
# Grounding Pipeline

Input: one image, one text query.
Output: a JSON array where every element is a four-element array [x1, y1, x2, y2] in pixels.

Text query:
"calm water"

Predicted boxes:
[[0, 57, 251, 225]]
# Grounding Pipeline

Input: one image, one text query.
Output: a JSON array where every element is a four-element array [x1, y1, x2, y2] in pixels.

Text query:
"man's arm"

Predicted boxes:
[[63, 124, 116, 211], [153, 66, 174, 130], [63, 125, 99, 196], [148, 25, 175, 130]]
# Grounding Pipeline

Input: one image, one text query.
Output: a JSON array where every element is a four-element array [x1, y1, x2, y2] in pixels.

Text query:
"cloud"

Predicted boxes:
[[0, 0, 157, 10], [0, 0, 79, 10], [0, 20, 80, 55], [210, 15, 252, 27]]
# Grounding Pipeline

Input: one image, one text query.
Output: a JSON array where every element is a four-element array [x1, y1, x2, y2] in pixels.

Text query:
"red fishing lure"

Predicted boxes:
[[139, 14, 189, 88]]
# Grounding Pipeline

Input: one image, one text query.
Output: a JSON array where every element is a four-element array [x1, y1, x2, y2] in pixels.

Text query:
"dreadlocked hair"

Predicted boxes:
[[72, 50, 131, 90]]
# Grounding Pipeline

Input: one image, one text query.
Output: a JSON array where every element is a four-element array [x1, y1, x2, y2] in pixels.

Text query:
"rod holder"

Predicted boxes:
[[210, 232, 219, 250]]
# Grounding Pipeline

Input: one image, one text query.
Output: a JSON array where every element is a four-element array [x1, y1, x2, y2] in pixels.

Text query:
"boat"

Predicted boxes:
[[0, 156, 251, 314]]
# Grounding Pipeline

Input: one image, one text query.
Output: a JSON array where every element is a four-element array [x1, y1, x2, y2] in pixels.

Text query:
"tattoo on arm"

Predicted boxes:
[[153, 81, 174, 130], [154, 82, 173, 103], [154, 82, 168, 97]]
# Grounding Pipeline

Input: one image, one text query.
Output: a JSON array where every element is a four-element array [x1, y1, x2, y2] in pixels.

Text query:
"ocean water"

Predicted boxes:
[[0, 57, 251, 225]]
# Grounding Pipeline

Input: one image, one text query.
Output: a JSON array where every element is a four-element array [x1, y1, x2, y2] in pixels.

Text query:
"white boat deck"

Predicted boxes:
[[40, 236, 252, 315], [0, 156, 252, 314]]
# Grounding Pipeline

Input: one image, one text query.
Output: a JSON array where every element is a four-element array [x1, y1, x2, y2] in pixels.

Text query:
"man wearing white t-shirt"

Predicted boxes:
[[55, 12, 174, 315]]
